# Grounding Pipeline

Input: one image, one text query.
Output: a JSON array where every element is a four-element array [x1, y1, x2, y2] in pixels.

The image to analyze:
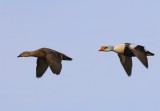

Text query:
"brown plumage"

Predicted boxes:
[[18, 48, 72, 78]]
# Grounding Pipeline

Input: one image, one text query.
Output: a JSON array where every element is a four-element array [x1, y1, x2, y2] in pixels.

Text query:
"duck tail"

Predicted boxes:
[[62, 55, 72, 61], [146, 51, 154, 56]]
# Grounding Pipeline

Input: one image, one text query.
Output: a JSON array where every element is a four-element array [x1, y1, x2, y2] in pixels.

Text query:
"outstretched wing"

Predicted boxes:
[[118, 54, 132, 76], [36, 58, 48, 78], [46, 53, 62, 75], [129, 46, 148, 68]]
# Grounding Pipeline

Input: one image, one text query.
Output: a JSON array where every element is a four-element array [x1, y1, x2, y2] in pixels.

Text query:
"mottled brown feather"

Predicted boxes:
[[36, 58, 48, 78], [46, 53, 62, 75]]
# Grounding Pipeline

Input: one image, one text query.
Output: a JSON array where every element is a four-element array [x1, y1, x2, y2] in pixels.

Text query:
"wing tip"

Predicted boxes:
[[54, 72, 61, 75], [36, 75, 43, 78], [127, 72, 132, 77]]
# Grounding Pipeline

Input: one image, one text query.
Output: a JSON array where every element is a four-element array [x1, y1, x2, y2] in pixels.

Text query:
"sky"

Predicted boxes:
[[0, 0, 160, 111]]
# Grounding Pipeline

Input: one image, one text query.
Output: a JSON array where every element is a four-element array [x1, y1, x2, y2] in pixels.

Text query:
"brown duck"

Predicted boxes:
[[18, 48, 72, 78]]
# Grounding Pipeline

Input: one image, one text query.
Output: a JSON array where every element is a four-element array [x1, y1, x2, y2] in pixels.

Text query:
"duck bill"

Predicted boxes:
[[99, 49, 104, 51], [17, 55, 22, 57]]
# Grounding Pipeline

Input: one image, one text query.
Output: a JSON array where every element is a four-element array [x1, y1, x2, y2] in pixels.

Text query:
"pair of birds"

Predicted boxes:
[[18, 43, 154, 78]]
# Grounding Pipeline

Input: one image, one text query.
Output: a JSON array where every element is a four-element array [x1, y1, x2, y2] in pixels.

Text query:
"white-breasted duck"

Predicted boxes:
[[99, 43, 154, 76], [18, 48, 72, 78]]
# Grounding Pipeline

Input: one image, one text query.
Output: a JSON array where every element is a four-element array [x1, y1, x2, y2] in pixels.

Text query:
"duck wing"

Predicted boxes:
[[46, 53, 62, 75], [118, 54, 132, 76], [129, 46, 148, 68], [36, 58, 48, 78]]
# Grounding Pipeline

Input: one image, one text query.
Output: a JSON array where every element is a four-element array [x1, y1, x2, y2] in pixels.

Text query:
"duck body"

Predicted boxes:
[[114, 43, 154, 56], [18, 48, 72, 78], [99, 43, 154, 76]]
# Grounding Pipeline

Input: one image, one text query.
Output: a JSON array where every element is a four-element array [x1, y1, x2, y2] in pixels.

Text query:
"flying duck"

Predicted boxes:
[[99, 43, 154, 76], [18, 48, 72, 78]]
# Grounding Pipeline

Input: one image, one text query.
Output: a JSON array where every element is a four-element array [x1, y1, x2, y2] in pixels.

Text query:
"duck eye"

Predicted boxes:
[[104, 47, 108, 49]]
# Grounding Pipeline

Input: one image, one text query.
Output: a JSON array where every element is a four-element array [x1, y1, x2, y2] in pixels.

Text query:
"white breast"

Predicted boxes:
[[113, 43, 126, 54]]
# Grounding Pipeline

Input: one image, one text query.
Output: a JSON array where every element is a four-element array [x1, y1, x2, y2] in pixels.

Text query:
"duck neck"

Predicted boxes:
[[108, 46, 114, 51], [27, 51, 36, 57], [30, 50, 45, 58]]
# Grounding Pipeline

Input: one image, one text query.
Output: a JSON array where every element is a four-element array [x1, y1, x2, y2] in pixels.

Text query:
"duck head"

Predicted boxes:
[[17, 51, 33, 57], [99, 46, 114, 52]]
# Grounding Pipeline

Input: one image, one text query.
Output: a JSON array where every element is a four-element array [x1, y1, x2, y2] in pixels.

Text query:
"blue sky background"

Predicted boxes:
[[0, 0, 160, 111]]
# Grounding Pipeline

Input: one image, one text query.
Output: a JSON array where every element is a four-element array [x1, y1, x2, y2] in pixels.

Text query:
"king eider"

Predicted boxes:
[[18, 48, 72, 78], [99, 43, 154, 76]]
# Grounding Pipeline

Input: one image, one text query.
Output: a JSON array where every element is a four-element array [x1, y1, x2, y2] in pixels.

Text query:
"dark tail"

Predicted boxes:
[[55, 51, 72, 61], [61, 54, 72, 60], [63, 56, 72, 60], [146, 51, 154, 56]]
